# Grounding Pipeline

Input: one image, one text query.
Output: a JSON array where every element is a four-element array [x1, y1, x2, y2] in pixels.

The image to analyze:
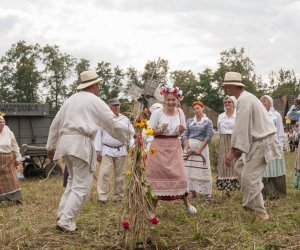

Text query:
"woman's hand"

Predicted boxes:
[[178, 125, 185, 134], [185, 146, 192, 155], [194, 146, 202, 155], [160, 123, 169, 133]]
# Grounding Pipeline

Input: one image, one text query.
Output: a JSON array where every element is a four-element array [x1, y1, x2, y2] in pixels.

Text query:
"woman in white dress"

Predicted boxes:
[[182, 101, 214, 200]]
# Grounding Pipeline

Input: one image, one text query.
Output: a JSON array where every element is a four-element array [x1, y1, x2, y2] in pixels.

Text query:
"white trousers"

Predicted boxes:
[[235, 141, 267, 214], [97, 155, 126, 201], [57, 155, 93, 231]]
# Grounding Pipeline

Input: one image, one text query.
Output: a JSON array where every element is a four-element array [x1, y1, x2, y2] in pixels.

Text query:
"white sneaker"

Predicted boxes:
[[187, 205, 197, 214]]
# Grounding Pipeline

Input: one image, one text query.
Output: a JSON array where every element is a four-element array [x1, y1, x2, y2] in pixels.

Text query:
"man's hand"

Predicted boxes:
[[225, 148, 242, 167], [47, 149, 55, 161], [96, 151, 102, 162], [14, 161, 20, 168]]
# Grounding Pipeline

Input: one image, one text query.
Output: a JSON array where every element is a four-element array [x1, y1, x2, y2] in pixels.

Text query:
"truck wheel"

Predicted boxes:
[[23, 163, 43, 179], [44, 162, 63, 178]]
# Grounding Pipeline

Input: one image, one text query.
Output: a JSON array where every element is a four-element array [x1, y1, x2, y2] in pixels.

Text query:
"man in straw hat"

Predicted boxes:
[[46, 70, 134, 232], [223, 72, 281, 220]]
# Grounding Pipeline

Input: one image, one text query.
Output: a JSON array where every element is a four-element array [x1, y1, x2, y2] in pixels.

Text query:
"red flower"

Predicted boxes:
[[122, 220, 131, 230], [149, 217, 159, 225], [135, 133, 143, 144]]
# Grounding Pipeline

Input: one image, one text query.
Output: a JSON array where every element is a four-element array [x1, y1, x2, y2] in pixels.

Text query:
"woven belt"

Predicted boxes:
[[154, 135, 178, 139]]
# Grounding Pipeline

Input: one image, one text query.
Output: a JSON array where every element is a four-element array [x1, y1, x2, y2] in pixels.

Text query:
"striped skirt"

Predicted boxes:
[[0, 153, 22, 202], [145, 137, 187, 199], [216, 134, 240, 192]]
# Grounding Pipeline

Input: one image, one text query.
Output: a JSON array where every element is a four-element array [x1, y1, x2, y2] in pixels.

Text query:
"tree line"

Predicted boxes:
[[0, 40, 299, 114]]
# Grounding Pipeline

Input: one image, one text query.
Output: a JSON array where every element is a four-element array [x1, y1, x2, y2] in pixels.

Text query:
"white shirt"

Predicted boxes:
[[46, 91, 134, 171], [94, 114, 134, 157], [149, 108, 185, 135], [0, 125, 21, 161], [217, 111, 236, 135]]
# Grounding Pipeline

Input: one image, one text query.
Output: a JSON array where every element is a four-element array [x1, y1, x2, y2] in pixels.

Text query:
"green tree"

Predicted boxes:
[[214, 47, 258, 95], [69, 58, 90, 95], [96, 61, 113, 101], [197, 68, 224, 113], [268, 69, 300, 98], [42, 44, 76, 113], [141, 58, 169, 86], [125, 66, 142, 89], [170, 69, 197, 105], [0, 40, 41, 102]]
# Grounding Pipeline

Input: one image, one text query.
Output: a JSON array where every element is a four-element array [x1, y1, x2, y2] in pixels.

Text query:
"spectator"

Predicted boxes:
[[0, 115, 22, 204], [260, 95, 287, 199], [182, 100, 214, 201], [95, 98, 134, 204]]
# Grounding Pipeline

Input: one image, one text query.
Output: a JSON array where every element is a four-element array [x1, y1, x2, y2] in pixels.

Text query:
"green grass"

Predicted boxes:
[[1, 151, 300, 249]]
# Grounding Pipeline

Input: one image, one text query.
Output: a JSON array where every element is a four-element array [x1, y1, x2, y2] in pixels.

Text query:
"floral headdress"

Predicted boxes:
[[160, 86, 184, 101]]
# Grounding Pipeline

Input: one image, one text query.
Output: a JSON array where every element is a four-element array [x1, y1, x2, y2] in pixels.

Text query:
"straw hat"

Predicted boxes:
[[223, 72, 245, 87], [77, 70, 103, 90]]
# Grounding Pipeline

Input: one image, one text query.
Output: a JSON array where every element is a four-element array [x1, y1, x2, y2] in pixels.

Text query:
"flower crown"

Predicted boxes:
[[160, 86, 184, 100]]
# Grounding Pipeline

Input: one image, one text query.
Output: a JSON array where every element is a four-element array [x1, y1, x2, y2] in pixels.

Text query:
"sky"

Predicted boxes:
[[1, 0, 300, 82]]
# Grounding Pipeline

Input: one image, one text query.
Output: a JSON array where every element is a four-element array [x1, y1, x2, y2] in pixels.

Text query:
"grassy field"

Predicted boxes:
[[1, 151, 300, 250]]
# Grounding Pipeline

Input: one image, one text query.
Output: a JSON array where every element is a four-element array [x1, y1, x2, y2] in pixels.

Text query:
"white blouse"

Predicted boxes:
[[217, 111, 236, 135], [268, 109, 286, 146], [149, 108, 186, 135], [0, 125, 21, 161]]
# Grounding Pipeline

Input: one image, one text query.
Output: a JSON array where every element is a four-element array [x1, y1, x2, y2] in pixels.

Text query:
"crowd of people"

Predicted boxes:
[[1, 70, 300, 232]]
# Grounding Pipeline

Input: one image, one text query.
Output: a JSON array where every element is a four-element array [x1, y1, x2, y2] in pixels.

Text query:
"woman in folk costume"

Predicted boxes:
[[260, 95, 287, 198], [216, 96, 240, 198], [145, 86, 197, 215], [182, 101, 214, 201], [0, 115, 22, 204]]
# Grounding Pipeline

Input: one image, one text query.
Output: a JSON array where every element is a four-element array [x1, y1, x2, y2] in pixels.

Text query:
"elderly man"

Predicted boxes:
[[223, 72, 281, 220], [46, 70, 134, 232], [95, 98, 134, 203]]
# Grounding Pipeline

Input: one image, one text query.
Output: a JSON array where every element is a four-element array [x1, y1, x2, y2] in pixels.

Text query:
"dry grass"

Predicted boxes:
[[1, 151, 300, 250]]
